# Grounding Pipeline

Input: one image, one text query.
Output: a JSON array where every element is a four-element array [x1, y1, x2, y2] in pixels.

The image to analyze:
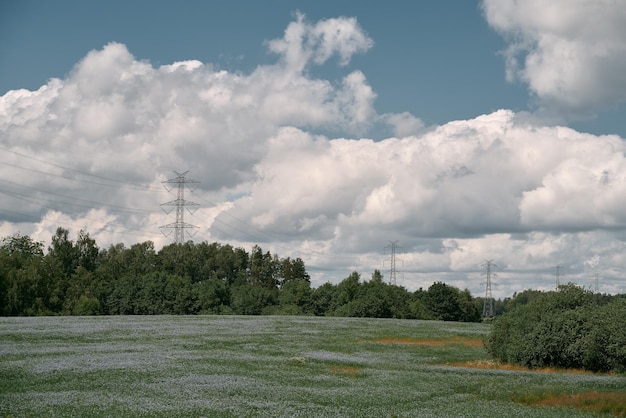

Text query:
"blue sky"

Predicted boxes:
[[3, 0, 624, 135], [2, 0, 626, 296], [0, 1, 577, 131]]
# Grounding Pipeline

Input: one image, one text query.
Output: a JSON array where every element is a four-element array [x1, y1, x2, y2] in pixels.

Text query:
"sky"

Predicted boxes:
[[2, 0, 626, 297]]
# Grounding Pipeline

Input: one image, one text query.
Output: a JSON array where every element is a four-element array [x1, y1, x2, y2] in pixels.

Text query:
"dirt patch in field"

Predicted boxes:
[[447, 359, 600, 375], [515, 391, 626, 416], [449, 361, 625, 415], [329, 365, 364, 378], [374, 337, 484, 348]]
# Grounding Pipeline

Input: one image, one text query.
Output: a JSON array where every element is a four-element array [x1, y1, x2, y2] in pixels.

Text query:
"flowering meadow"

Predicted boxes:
[[1, 316, 624, 417]]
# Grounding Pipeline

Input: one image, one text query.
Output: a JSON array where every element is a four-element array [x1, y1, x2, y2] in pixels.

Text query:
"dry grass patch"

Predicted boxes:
[[374, 336, 484, 348], [447, 359, 608, 375], [447, 360, 626, 416], [515, 392, 626, 417], [329, 365, 365, 378]]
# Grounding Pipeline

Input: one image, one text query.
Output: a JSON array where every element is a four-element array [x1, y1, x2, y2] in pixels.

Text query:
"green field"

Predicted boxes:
[[1, 316, 624, 417]]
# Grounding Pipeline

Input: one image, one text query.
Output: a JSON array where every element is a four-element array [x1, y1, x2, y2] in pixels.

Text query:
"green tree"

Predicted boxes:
[[164, 274, 197, 314], [75, 230, 99, 272], [93, 243, 127, 314], [502, 289, 543, 313], [425, 282, 462, 321], [217, 245, 248, 285], [278, 257, 310, 287], [158, 242, 206, 282], [278, 279, 313, 314], [422, 282, 481, 322], [336, 272, 361, 307], [107, 273, 141, 314], [486, 284, 626, 372], [0, 234, 46, 315], [387, 284, 416, 319], [44, 229, 101, 315], [134, 272, 167, 314], [410, 288, 433, 319], [583, 299, 626, 372], [457, 288, 482, 322], [197, 277, 231, 314], [231, 283, 277, 315], [346, 279, 392, 318], [47, 227, 78, 278], [312, 282, 339, 316], [92, 241, 156, 314], [65, 266, 98, 315], [125, 241, 157, 276], [248, 246, 279, 289], [370, 269, 383, 283], [73, 294, 101, 315]]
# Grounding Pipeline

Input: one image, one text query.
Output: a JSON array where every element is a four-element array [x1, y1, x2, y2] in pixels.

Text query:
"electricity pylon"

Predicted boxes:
[[481, 259, 496, 318], [555, 264, 561, 289], [384, 240, 402, 285], [159, 171, 200, 244], [592, 272, 600, 293]]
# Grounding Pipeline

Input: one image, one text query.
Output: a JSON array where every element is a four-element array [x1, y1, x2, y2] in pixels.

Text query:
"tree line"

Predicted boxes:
[[1, 228, 484, 320]]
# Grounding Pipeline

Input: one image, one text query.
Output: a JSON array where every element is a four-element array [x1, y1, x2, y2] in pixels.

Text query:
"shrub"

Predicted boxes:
[[486, 284, 626, 373], [582, 299, 626, 372], [73, 295, 101, 316]]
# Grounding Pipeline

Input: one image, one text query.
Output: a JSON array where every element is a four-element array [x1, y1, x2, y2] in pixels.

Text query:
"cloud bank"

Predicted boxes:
[[1, 10, 626, 296], [482, 0, 626, 118]]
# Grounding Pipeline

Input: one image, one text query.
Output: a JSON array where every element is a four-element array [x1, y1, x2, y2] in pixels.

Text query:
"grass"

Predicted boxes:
[[0, 315, 624, 417]]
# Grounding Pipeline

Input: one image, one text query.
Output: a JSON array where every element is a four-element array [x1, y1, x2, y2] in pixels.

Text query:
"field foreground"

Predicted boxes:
[[1, 315, 625, 417]]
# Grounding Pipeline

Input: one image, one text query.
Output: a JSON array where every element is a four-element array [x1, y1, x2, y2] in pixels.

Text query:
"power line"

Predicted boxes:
[[1, 154, 347, 262], [0, 159, 159, 191], [0, 204, 160, 241], [0, 178, 156, 215], [187, 189, 359, 263], [0, 146, 361, 264], [188, 188, 312, 246], [0, 145, 162, 191]]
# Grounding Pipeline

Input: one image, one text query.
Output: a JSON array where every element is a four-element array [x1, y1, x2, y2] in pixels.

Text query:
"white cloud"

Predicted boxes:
[[383, 112, 425, 138], [217, 109, 626, 294], [1, 14, 626, 297], [482, 0, 626, 117], [267, 12, 373, 73]]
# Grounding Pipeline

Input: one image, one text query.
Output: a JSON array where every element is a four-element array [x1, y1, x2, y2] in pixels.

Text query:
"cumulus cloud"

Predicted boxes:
[[225, 110, 626, 240], [482, 0, 626, 118], [1, 13, 626, 296], [383, 112, 425, 138], [267, 12, 373, 72], [218, 109, 626, 294]]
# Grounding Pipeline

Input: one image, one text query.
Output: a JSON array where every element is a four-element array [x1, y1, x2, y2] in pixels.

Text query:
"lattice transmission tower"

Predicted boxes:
[[555, 264, 561, 289], [481, 259, 496, 318], [384, 240, 402, 285], [592, 272, 600, 293], [159, 171, 200, 244]]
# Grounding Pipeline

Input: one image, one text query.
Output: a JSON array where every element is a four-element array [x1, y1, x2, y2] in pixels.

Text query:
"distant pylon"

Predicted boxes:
[[384, 240, 402, 285], [481, 259, 496, 318], [159, 171, 200, 244], [592, 272, 600, 293], [555, 264, 561, 289]]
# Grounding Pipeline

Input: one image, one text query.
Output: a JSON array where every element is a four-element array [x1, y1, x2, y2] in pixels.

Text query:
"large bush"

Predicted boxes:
[[486, 284, 626, 373]]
